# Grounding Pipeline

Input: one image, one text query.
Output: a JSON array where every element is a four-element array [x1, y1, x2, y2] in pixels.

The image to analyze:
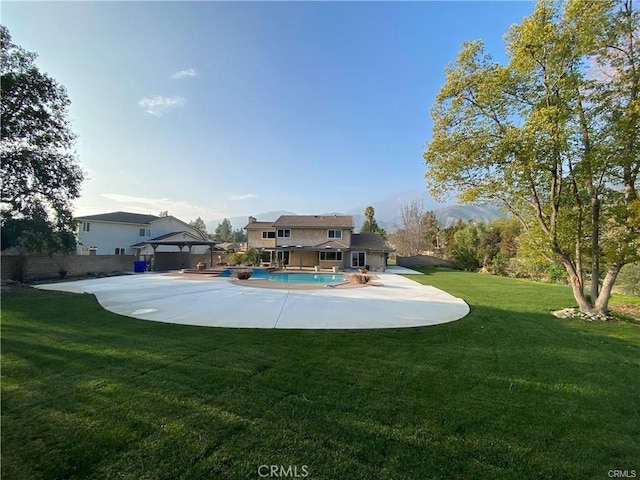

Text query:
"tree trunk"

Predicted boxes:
[[594, 264, 622, 316], [562, 258, 594, 314], [590, 196, 600, 302]]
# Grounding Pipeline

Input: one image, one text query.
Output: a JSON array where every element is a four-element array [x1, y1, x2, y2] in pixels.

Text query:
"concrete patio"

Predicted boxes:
[[35, 267, 470, 329]]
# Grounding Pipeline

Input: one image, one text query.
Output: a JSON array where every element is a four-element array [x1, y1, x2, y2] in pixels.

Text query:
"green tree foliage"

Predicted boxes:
[[423, 0, 639, 315], [616, 262, 640, 296], [359, 205, 387, 239], [1, 25, 84, 253], [444, 219, 522, 273], [422, 210, 440, 251], [214, 218, 233, 242], [231, 228, 247, 243], [189, 217, 207, 235]]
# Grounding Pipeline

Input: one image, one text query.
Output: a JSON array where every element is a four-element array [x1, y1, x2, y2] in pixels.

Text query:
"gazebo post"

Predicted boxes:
[[151, 244, 158, 271]]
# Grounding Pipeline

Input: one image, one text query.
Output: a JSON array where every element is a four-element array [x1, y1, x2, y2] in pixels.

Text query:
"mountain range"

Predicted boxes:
[[207, 191, 506, 234]]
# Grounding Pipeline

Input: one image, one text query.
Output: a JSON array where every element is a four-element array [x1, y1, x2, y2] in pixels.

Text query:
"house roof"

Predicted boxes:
[[313, 240, 349, 250], [245, 221, 275, 230], [131, 231, 199, 247], [350, 234, 394, 252], [132, 231, 223, 249], [76, 211, 160, 224], [273, 215, 354, 229]]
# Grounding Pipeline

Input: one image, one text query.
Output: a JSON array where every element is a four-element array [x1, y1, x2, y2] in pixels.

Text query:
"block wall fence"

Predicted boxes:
[[396, 255, 458, 269]]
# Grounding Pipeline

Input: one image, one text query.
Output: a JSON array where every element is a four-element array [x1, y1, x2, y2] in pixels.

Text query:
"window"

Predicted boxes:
[[82, 222, 90, 232], [328, 229, 342, 239], [320, 251, 343, 261], [262, 231, 276, 239], [139, 228, 151, 237], [277, 229, 291, 238], [115, 248, 126, 255]]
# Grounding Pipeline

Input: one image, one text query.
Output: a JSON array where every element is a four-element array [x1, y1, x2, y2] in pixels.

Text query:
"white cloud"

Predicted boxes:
[[171, 68, 196, 79], [100, 193, 226, 220], [229, 193, 258, 201], [137, 95, 185, 116]]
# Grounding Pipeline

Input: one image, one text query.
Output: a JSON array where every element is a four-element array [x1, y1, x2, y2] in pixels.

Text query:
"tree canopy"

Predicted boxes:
[[423, 0, 639, 316], [359, 205, 387, 239], [213, 218, 233, 242], [189, 217, 207, 235], [1, 25, 84, 253]]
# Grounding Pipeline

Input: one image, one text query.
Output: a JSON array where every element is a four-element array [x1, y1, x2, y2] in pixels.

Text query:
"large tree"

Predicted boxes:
[[359, 205, 387, 239], [213, 218, 233, 242], [1, 25, 84, 253], [424, 0, 639, 316], [391, 198, 428, 256], [189, 217, 207, 236]]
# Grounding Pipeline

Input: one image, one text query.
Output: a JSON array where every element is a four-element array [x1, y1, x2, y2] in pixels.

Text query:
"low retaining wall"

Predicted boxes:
[[397, 255, 458, 269], [1, 254, 137, 282]]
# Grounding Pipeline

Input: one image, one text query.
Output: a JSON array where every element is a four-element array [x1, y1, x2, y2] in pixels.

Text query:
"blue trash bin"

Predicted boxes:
[[133, 261, 146, 273]]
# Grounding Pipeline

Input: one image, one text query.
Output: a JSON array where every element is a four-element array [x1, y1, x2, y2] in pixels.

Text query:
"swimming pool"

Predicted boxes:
[[219, 269, 345, 284]]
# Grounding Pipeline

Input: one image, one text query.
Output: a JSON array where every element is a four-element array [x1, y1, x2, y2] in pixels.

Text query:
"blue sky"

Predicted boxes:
[[2, 1, 534, 227]]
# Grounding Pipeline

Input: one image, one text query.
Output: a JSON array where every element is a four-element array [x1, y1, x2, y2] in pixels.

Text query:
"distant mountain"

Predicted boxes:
[[433, 204, 506, 227], [347, 190, 440, 232], [207, 211, 295, 231], [206, 195, 506, 234]]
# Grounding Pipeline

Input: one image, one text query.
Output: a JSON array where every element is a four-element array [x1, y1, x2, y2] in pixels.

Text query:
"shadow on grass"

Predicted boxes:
[[2, 289, 639, 480]]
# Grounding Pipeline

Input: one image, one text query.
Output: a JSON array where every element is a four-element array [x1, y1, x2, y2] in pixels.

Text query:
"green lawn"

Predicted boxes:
[[2, 269, 639, 480]]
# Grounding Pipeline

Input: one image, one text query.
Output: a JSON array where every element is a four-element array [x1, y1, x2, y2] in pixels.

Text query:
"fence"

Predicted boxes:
[[1, 254, 136, 282], [396, 255, 458, 269], [0, 252, 243, 282]]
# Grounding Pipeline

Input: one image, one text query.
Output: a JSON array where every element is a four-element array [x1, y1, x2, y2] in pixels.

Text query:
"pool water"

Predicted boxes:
[[219, 269, 344, 284]]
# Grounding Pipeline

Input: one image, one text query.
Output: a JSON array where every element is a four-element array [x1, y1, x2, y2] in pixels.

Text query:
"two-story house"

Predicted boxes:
[[75, 211, 221, 270], [75, 211, 209, 255], [245, 215, 392, 271]]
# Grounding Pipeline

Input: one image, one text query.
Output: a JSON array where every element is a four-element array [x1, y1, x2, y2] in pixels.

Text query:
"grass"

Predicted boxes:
[[2, 269, 639, 480]]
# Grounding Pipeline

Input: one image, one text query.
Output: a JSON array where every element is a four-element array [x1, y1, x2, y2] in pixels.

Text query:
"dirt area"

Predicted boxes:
[[610, 303, 640, 321]]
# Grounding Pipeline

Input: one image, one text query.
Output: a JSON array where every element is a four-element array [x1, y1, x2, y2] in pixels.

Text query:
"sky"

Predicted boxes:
[[2, 1, 535, 227]]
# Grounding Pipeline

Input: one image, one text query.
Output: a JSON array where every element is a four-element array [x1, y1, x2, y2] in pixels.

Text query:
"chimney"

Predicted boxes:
[[248, 216, 257, 224]]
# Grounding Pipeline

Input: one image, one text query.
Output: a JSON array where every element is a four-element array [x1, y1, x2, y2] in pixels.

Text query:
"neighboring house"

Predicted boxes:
[[75, 211, 221, 270], [216, 242, 247, 252], [245, 215, 393, 271]]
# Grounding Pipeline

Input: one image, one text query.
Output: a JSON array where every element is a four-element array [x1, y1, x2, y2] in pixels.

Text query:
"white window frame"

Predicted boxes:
[[82, 222, 90, 232], [262, 231, 276, 239], [327, 229, 342, 239], [115, 248, 126, 255], [139, 228, 151, 237], [277, 229, 291, 238]]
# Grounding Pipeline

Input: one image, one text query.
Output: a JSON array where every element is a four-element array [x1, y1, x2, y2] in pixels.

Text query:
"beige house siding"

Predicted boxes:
[[276, 228, 351, 247], [288, 251, 320, 268], [364, 253, 386, 270], [247, 229, 276, 249], [318, 256, 345, 269], [244, 215, 393, 271]]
